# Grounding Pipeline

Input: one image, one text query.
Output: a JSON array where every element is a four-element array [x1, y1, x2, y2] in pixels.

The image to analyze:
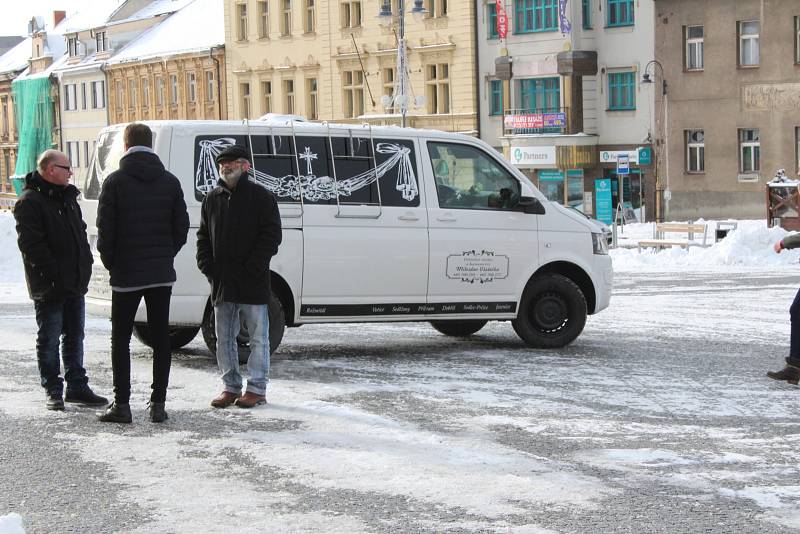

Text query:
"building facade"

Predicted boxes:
[[223, 0, 478, 133], [655, 0, 800, 220], [477, 0, 658, 222], [0, 39, 29, 194]]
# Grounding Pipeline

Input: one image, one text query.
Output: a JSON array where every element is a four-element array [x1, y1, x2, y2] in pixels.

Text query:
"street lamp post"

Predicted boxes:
[[378, 0, 426, 128], [642, 60, 668, 222]]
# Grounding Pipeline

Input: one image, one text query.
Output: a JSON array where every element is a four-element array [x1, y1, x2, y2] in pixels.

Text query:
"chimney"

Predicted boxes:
[[53, 10, 66, 28]]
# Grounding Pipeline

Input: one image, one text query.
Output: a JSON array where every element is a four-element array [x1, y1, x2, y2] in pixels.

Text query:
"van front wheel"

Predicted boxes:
[[201, 294, 286, 364], [430, 320, 488, 337], [132, 325, 200, 350], [512, 274, 587, 348]]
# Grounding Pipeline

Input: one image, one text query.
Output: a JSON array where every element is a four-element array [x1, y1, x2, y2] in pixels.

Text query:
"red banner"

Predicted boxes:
[[495, 0, 508, 39]]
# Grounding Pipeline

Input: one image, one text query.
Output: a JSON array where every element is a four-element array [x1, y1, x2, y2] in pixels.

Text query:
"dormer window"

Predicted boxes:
[[67, 36, 79, 57], [95, 31, 108, 53]]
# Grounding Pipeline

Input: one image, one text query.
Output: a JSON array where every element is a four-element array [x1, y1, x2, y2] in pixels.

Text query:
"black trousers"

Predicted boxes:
[[111, 286, 172, 404]]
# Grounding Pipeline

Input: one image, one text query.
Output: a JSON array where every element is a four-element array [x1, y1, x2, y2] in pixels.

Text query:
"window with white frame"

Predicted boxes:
[[341, 1, 361, 28], [283, 79, 295, 114], [739, 128, 760, 173], [738, 20, 759, 67], [685, 129, 704, 172], [342, 70, 364, 118], [81, 83, 87, 110], [67, 36, 79, 57], [281, 0, 291, 36], [237, 2, 248, 40], [187, 72, 197, 103], [258, 0, 269, 38], [156, 77, 165, 106], [262, 81, 272, 113], [66, 141, 79, 168], [91, 80, 105, 109], [241, 82, 251, 118], [206, 71, 215, 101], [425, 63, 450, 114], [83, 141, 90, 169], [115, 82, 123, 110], [129, 79, 137, 109], [382, 67, 394, 106], [1, 97, 8, 136], [306, 77, 318, 119], [95, 31, 108, 52], [685, 25, 703, 70], [64, 84, 77, 111], [304, 0, 315, 32], [170, 74, 178, 105]]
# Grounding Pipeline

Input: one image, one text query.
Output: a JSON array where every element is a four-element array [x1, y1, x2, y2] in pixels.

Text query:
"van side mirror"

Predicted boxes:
[[516, 196, 546, 215]]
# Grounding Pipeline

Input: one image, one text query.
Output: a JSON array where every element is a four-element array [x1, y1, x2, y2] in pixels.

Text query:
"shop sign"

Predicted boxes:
[[638, 147, 652, 165], [511, 146, 556, 167], [538, 170, 564, 182], [504, 113, 566, 129], [595, 178, 613, 225], [599, 150, 639, 164]]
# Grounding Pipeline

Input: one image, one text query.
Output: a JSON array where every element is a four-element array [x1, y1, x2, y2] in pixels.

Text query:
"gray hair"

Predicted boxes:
[[37, 149, 65, 173]]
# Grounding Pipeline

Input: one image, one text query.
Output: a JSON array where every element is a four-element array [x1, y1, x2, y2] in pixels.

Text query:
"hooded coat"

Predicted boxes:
[[96, 150, 189, 288], [13, 171, 93, 301]]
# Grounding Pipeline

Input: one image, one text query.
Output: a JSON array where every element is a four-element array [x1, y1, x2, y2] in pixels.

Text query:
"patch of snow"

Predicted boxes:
[[0, 514, 25, 534], [0, 212, 28, 304]]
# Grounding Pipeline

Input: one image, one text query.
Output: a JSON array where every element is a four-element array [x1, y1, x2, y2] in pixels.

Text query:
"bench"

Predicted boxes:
[[637, 222, 709, 252]]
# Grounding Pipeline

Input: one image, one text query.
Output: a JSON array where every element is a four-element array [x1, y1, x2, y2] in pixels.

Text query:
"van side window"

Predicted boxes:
[[428, 142, 520, 211], [374, 138, 420, 207], [194, 135, 250, 201], [330, 136, 379, 205], [293, 136, 333, 205]]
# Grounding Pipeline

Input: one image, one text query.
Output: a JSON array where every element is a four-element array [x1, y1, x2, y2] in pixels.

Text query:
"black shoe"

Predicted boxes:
[[147, 402, 168, 423], [97, 402, 132, 423], [46, 393, 65, 411], [65, 387, 108, 406], [767, 365, 800, 385]]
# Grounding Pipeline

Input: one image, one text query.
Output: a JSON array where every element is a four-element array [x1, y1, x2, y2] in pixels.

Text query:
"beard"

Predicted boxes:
[[220, 168, 244, 187]]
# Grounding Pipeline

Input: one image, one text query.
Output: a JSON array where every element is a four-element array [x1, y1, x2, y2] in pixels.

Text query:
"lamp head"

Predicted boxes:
[[641, 73, 653, 84], [378, 0, 393, 24], [411, 0, 427, 22]]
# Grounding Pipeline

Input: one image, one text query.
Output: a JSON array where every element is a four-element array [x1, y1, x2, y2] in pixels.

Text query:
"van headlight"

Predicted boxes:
[[592, 232, 609, 255]]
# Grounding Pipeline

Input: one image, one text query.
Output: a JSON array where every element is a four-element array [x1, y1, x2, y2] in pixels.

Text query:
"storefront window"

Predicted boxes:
[[537, 169, 564, 204]]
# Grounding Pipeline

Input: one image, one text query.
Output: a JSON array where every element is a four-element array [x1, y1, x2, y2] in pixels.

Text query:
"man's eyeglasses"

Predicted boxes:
[[54, 164, 72, 172]]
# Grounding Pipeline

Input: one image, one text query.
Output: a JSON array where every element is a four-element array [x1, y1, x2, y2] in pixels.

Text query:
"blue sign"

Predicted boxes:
[[538, 170, 564, 182], [638, 147, 652, 165], [595, 178, 613, 225], [617, 154, 630, 176]]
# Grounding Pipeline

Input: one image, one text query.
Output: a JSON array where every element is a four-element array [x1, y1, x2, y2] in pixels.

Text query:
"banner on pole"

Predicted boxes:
[[496, 0, 508, 39], [558, 0, 572, 34]]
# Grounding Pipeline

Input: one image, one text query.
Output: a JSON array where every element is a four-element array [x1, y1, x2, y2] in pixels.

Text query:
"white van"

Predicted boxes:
[[79, 119, 612, 359]]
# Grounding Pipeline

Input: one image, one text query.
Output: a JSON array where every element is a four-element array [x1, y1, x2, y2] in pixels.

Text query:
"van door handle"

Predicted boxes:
[[398, 213, 419, 221], [437, 214, 457, 222]]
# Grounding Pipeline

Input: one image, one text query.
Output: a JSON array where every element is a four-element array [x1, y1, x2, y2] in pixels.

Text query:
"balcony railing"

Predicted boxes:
[[503, 107, 571, 136]]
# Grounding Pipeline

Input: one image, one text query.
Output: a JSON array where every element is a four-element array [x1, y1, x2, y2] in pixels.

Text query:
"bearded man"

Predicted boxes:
[[196, 145, 282, 409]]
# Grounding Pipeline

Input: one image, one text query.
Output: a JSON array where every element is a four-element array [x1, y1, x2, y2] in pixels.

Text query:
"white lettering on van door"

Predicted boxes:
[[446, 251, 509, 284]]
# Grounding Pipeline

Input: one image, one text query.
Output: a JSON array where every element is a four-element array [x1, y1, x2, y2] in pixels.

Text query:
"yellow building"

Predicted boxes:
[[223, 0, 477, 133], [106, 0, 227, 124]]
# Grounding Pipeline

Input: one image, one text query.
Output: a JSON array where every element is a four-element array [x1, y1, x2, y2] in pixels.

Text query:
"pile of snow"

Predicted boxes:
[[0, 514, 25, 534], [0, 212, 29, 303], [611, 219, 800, 272]]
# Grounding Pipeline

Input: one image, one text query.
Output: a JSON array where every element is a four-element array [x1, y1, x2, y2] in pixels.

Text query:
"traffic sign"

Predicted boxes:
[[617, 154, 630, 175]]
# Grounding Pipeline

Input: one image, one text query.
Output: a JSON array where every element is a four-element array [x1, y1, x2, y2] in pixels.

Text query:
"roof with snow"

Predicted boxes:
[[0, 38, 33, 76], [59, 3, 123, 34], [107, 0, 223, 65], [107, 0, 195, 27]]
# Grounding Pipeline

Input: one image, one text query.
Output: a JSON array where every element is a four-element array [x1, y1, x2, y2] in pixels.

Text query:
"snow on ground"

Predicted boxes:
[[0, 514, 25, 534]]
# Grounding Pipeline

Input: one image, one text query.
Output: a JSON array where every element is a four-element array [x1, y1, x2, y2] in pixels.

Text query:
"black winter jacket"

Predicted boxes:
[[196, 176, 282, 305], [96, 150, 189, 288], [13, 171, 93, 301]]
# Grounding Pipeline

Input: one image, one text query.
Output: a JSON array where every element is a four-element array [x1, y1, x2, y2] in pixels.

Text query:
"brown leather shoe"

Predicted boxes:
[[234, 391, 266, 408], [211, 391, 241, 408], [767, 365, 800, 385]]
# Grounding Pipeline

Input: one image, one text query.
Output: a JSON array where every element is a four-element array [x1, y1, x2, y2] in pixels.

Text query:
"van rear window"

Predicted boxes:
[[82, 129, 126, 200]]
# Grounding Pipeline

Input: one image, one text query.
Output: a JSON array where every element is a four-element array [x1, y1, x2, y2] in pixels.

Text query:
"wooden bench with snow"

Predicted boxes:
[[637, 222, 709, 252]]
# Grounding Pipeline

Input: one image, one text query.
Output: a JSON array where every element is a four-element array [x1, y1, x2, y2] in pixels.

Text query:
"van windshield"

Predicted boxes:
[[81, 129, 126, 200]]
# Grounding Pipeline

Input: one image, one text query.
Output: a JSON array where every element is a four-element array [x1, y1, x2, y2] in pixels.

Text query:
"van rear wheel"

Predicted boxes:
[[201, 293, 286, 364], [512, 274, 587, 348], [132, 325, 200, 350], [429, 320, 488, 337]]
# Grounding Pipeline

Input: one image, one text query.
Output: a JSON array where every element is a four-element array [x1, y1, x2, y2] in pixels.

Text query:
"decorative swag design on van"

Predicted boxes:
[[193, 136, 419, 204]]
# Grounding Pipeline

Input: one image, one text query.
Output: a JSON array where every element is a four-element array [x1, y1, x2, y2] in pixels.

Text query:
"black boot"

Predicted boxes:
[[65, 387, 108, 406], [767, 365, 800, 385], [97, 402, 132, 423], [46, 392, 65, 411], [147, 402, 168, 423]]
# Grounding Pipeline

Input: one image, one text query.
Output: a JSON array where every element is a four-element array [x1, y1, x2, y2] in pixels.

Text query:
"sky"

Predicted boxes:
[[0, 1, 115, 37]]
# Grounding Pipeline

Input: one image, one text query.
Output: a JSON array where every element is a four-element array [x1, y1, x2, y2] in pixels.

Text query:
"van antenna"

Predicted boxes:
[[351, 34, 376, 107]]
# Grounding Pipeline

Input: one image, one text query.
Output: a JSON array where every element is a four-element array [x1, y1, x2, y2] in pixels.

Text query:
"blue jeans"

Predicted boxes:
[[33, 296, 89, 396], [214, 302, 270, 396]]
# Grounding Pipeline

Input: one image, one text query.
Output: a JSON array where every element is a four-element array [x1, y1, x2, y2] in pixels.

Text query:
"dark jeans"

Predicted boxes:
[[34, 296, 89, 395], [791, 287, 800, 365], [111, 286, 172, 404]]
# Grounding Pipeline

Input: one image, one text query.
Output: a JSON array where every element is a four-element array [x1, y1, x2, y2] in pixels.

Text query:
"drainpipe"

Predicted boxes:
[[473, 0, 480, 139], [210, 45, 222, 120], [50, 73, 62, 151], [100, 63, 110, 127]]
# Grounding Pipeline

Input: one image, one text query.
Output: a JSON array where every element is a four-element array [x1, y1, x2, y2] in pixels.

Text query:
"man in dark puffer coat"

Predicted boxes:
[[13, 149, 108, 411], [96, 123, 189, 424]]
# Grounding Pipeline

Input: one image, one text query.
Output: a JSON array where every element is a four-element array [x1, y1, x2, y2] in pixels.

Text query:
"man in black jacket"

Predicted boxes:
[[96, 123, 189, 424], [197, 145, 282, 409], [13, 149, 108, 411]]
